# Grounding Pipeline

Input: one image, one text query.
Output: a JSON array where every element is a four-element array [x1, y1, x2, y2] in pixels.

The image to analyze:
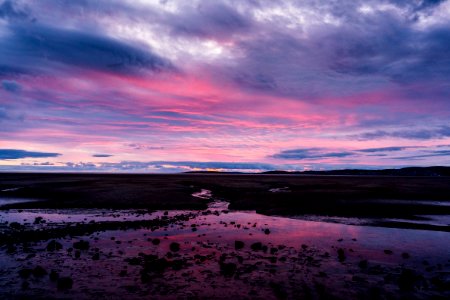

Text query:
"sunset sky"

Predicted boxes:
[[1, 0, 450, 172]]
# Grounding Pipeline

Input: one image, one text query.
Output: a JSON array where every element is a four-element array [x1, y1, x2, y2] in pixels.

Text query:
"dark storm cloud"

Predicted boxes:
[[0, 24, 174, 76], [0, 149, 61, 159], [272, 148, 354, 160]]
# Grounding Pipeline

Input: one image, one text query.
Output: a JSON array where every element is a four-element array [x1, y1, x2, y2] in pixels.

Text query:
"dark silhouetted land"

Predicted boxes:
[[1, 172, 450, 223]]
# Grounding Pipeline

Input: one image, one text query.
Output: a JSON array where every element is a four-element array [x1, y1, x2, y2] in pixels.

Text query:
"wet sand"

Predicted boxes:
[[0, 173, 449, 299]]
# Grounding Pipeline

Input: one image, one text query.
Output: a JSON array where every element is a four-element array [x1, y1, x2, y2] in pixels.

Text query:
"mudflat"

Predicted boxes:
[[1, 173, 450, 219], [1, 173, 449, 299]]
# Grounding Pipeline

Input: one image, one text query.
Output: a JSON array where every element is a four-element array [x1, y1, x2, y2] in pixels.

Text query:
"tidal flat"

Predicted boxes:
[[0, 173, 449, 299]]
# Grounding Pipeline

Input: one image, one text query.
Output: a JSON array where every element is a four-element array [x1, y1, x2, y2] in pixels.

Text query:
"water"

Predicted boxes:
[[0, 197, 37, 208], [0, 194, 449, 299]]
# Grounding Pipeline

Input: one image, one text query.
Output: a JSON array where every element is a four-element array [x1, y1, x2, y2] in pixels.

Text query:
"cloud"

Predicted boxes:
[[0, 24, 175, 76], [0, 0, 29, 21], [355, 126, 450, 140], [1, 80, 21, 93], [1, 1, 450, 171], [127, 144, 165, 150], [272, 148, 354, 160], [394, 149, 450, 160], [169, 2, 251, 40], [11, 160, 285, 173], [357, 146, 410, 153], [92, 154, 113, 157], [0, 149, 61, 159]]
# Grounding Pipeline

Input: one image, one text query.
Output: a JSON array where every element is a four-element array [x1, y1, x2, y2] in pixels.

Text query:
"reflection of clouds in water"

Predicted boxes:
[[2, 207, 447, 259]]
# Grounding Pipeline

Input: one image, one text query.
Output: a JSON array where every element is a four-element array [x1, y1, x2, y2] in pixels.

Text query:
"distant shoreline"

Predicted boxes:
[[1, 165, 450, 176]]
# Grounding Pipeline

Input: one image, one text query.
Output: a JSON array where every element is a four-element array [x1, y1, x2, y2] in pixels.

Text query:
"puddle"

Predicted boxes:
[[269, 187, 291, 193], [191, 189, 213, 199], [0, 197, 38, 208]]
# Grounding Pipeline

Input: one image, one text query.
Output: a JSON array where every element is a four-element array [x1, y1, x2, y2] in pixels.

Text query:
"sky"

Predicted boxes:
[[0, 0, 450, 173]]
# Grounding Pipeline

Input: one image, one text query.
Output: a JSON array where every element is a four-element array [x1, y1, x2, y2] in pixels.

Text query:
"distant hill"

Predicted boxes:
[[262, 166, 450, 176], [183, 171, 244, 174]]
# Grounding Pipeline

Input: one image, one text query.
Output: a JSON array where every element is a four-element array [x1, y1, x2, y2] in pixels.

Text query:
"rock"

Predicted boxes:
[[140, 271, 150, 283], [301, 244, 308, 250], [57, 277, 73, 290], [318, 271, 327, 278], [251, 242, 263, 251], [47, 240, 63, 252], [264, 229, 271, 235], [352, 275, 367, 283], [170, 242, 180, 252], [18, 268, 32, 279], [152, 238, 160, 245], [358, 259, 368, 269], [172, 259, 185, 271], [401, 252, 410, 259], [9, 222, 23, 230], [34, 216, 44, 224], [127, 257, 141, 265], [143, 257, 170, 274], [235, 240, 245, 250], [398, 269, 417, 291], [74, 250, 81, 258], [337, 248, 346, 262], [383, 249, 393, 255], [92, 252, 100, 260], [49, 270, 59, 281], [270, 282, 287, 299], [237, 256, 244, 264], [73, 240, 90, 250], [431, 275, 450, 291], [32, 266, 47, 277], [220, 262, 237, 277]]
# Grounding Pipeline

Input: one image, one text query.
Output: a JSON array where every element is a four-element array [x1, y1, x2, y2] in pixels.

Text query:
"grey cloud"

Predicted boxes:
[[170, 2, 251, 39], [0, 0, 29, 21], [92, 154, 113, 158], [357, 146, 411, 153], [355, 126, 450, 140], [1, 80, 21, 92], [0, 149, 61, 159], [393, 149, 450, 160], [272, 148, 354, 160]]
